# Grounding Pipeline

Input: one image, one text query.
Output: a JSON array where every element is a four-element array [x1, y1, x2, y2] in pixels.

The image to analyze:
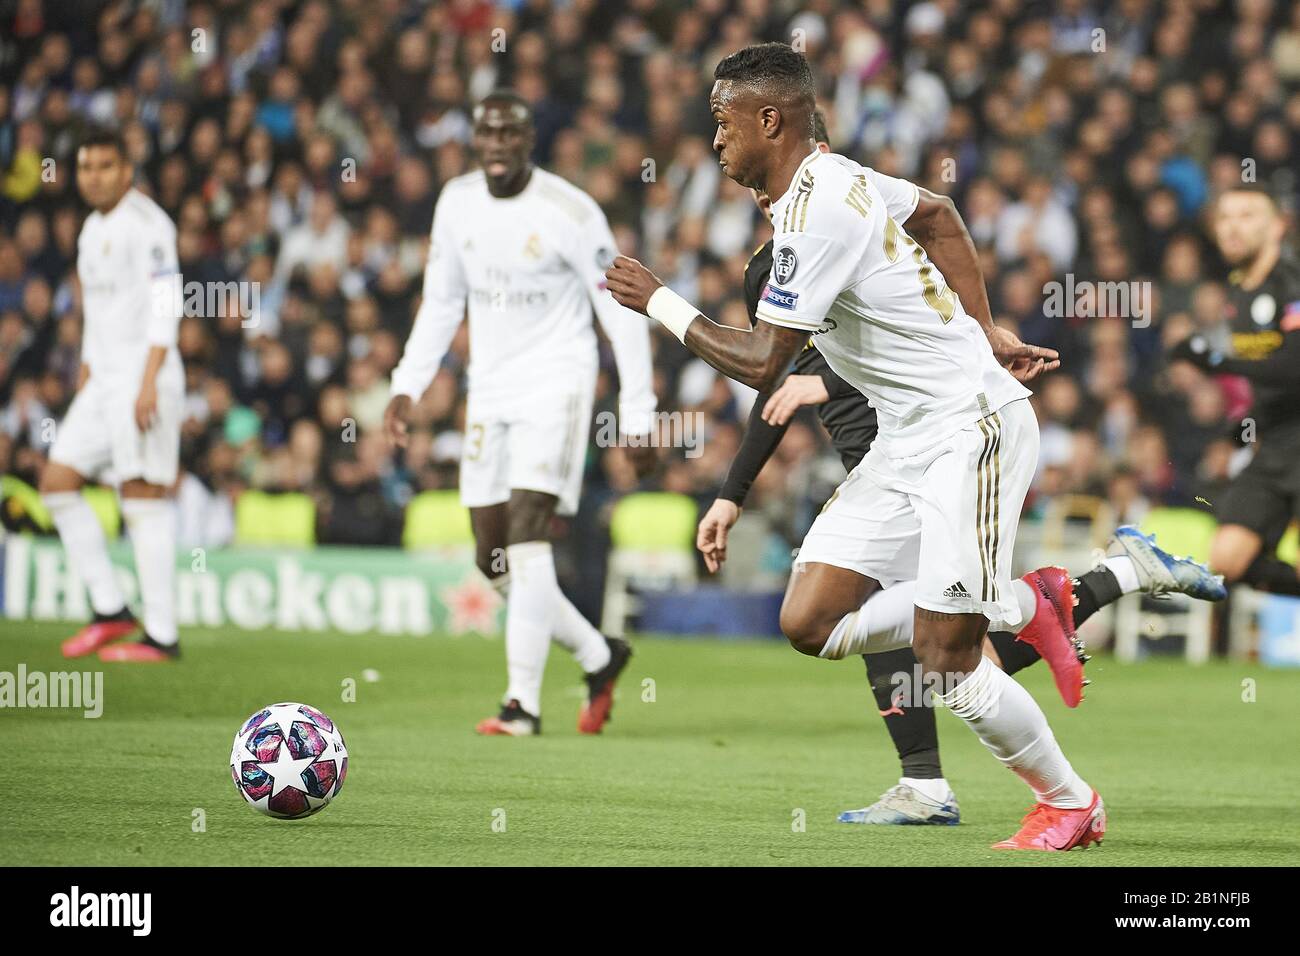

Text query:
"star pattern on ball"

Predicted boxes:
[[260, 743, 318, 798]]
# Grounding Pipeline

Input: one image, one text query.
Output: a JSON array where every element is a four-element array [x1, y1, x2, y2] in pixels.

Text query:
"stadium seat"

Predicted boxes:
[[81, 486, 121, 539], [1028, 494, 1113, 579], [602, 492, 698, 637], [1, 480, 119, 539], [1224, 523, 1300, 660], [402, 490, 474, 549], [234, 491, 316, 547], [1139, 507, 1217, 565], [0, 475, 52, 532]]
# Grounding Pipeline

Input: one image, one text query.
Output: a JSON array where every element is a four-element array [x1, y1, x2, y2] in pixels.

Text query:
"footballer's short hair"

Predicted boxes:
[[714, 43, 816, 109], [77, 127, 126, 158], [1216, 182, 1280, 211]]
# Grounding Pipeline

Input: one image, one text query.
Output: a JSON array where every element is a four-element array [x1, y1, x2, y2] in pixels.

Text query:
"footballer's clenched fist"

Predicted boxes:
[[604, 255, 665, 315]]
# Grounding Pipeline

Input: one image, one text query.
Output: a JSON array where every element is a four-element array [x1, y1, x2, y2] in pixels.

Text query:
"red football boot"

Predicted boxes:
[[98, 638, 179, 662], [475, 699, 540, 736], [578, 637, 632, 734], [992, 790, 1106, 851], [1015, 567, 1089, 707], [61, 613, 138, 659]]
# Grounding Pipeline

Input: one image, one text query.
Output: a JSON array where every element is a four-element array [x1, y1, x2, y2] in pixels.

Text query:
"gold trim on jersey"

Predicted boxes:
[[782, 171, 815, 233], [975, 411, 1004, 603], [845, 174, 873, 219]]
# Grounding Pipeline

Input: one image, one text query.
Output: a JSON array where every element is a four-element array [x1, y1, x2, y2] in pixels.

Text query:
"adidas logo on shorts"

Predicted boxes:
[[942, 581, 971, 599]]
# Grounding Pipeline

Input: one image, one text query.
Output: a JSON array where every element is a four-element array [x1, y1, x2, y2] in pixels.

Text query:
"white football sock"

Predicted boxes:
[[121, 497, 178, 645], [502, 541, 559, 716], [900, 776, 953, 804], [1104, 555, 1141, 594], [998, 578, 1039, 636], [43, 491, 127, 616], [819, 581, 916, 659], [487, 570, 610, 673], [937, 657, 1093, 808], [552, 596, 612, 673]]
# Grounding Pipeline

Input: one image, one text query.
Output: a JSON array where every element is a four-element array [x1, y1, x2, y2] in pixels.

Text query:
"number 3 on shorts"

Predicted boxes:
[[465, 423, 485, 462]]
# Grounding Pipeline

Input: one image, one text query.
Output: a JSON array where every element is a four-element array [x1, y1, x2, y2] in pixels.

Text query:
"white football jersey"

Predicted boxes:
[[390, 168, 656, 433], [76, 188, 182, 392], [756, 151, 1028, 458]]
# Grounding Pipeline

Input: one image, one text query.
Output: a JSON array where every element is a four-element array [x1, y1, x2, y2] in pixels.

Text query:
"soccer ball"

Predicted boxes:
[[230, 702, 348, 819]]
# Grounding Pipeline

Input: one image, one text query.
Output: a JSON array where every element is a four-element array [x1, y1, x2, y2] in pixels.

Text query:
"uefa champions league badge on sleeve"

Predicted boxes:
[[773, 246, 798, 285]]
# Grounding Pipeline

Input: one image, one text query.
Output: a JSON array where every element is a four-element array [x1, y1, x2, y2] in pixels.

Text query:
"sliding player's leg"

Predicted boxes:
[[1209, 450, 1300, 595], [985, 527, 1227, 704], [912, 399, 1102, 850], [1212, 524, 1300, 594]]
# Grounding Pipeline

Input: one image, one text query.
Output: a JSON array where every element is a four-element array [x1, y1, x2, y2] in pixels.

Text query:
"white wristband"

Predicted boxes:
[[646, 285, 700, 343]]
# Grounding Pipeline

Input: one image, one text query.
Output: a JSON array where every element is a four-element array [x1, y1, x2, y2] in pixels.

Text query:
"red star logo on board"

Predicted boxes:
[[439, 574, 502, 635]]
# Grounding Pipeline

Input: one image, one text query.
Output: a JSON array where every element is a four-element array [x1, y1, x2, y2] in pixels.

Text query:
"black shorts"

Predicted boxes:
[[1217, 447, 1300, 552]]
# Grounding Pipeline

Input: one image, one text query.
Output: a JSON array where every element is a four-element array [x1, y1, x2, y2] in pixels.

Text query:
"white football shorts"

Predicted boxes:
[[794, 397, 1039, 628], [459, 388, 595, 517], [49, 377, 182, 488]]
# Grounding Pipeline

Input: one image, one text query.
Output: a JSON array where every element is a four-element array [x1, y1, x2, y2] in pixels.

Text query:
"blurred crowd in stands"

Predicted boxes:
[[2, 0, 1299, 605]]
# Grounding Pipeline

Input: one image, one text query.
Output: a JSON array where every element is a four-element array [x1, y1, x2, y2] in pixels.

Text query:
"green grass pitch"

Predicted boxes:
[[3, 621, 1299, 866]]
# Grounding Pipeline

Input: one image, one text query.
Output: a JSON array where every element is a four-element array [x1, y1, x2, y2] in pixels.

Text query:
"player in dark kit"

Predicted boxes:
[[1170, 186, 1300, 595], [695, 112, 1227, 825]]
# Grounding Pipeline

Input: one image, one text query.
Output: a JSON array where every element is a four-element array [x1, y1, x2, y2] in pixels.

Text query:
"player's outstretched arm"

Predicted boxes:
[[905, 188, 1059, 382], [605, 255, 806, 391]]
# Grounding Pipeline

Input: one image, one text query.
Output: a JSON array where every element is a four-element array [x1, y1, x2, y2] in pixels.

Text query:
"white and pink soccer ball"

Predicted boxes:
[[230, 702, 348, 819]]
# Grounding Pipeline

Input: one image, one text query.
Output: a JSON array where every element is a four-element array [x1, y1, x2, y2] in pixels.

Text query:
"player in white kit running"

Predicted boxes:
[[606, 45, 1105, 850], [42, 129, 183, 663], [384, 92, 657, 736]]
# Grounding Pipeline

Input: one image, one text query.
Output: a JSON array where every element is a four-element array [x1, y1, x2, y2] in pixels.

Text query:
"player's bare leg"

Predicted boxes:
[[1211, 522, 1300, 594], [99, 477, 179, 662], [917, 609, 1104, 850], [778, 561, 878, 657], [40, 461, 138, 658], [473, 491, 629, 736]]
